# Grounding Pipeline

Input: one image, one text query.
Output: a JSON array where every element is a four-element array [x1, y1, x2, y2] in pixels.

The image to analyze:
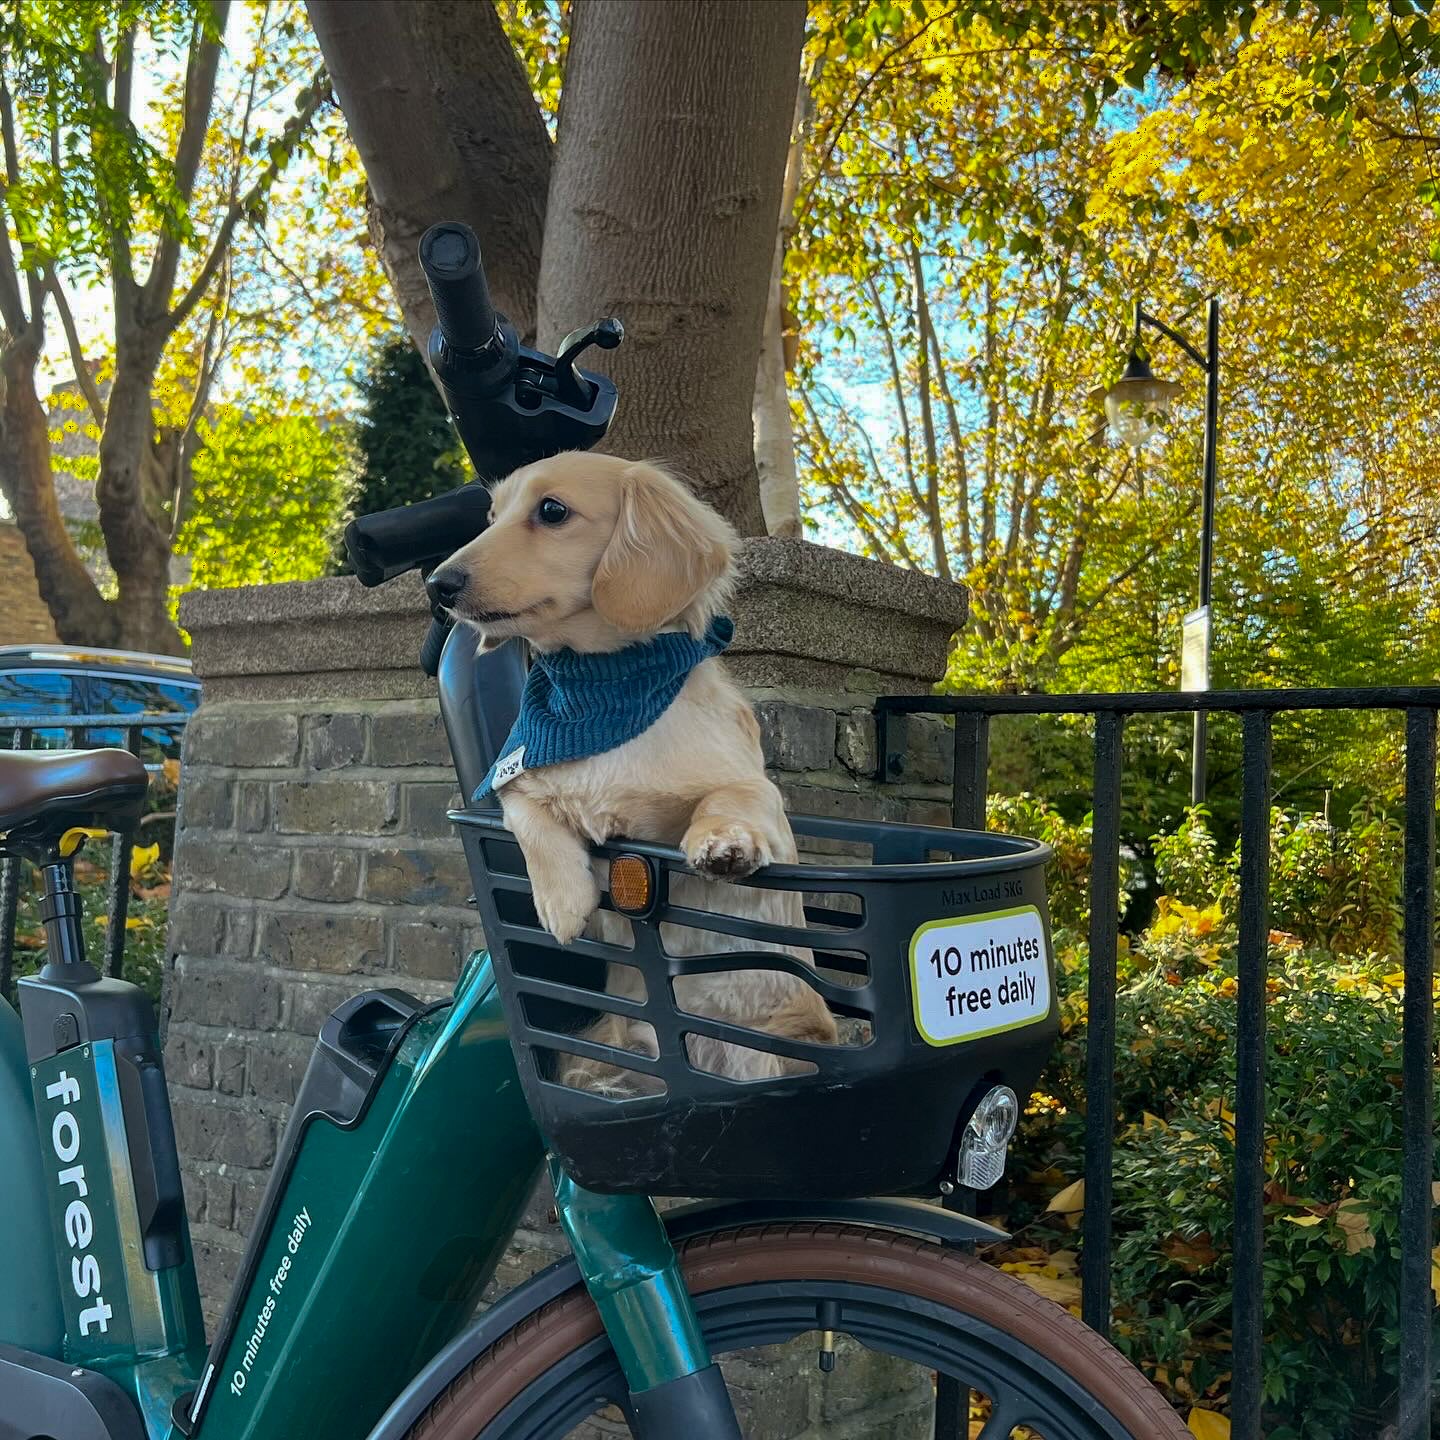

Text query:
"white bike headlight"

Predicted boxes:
[[958, 1085, 1020, 1191]]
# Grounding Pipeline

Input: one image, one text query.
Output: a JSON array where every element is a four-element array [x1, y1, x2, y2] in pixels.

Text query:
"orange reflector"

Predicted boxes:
[[608, 854, 653, 914]]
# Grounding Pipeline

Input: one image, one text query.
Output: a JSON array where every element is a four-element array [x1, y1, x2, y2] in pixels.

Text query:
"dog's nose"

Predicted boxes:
[[426, 565, 467, 610]]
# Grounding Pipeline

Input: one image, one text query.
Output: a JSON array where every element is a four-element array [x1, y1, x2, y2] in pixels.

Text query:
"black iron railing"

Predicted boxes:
[[875, 686, 1439, 1440], [0, 713, 189, 996]]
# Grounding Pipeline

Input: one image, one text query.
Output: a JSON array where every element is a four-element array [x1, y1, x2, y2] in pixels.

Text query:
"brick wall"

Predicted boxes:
[[0, 523, 58, 644], [166, 544, 968, 1430]]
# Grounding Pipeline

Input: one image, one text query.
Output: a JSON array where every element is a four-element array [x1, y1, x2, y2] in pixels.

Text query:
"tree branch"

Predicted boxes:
[[0, 83, 30, 335], [166, 67, 330, 334], [45, 267, 105, 426], [143, 3, 229, 315], [99, 30, 136, 303], [909, 240, 950, 580], [171, 258, 230, 545], [866, 271, 923, 509], [799, 5, 955, 222]]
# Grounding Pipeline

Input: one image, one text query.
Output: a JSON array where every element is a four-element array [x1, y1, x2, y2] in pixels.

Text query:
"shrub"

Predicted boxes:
[[1000, 800, 1434, 1438]]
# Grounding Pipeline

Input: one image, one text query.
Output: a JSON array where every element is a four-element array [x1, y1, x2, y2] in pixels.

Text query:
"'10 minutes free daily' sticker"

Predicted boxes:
[[909, 905, 1052, 1046]]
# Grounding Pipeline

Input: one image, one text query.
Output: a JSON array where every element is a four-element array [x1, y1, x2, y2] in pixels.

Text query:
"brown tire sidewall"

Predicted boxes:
[[405, 1223, 1189, 1440]]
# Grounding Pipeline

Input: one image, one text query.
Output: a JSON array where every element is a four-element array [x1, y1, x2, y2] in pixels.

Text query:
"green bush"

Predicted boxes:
[[999, 797, 1435, 1438]]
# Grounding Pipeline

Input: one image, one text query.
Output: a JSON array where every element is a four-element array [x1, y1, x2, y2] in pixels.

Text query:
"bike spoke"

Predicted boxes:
[[976, 1391, 1024, 1440]]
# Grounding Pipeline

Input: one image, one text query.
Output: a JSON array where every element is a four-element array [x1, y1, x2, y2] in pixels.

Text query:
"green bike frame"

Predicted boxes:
[[180, 951, 543, 1439], [4, 943, 725, 1440]]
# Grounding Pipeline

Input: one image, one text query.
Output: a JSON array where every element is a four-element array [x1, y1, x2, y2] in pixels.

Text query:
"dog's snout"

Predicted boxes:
[[426, 565, 467, 610]]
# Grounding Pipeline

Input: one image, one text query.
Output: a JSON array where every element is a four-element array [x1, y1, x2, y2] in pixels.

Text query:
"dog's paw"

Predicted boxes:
[[532, 869, 600, 945], [685, 821, 772, 880]]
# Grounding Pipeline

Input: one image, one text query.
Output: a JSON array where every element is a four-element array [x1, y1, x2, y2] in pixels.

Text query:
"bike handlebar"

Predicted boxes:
[[342, 220, 623, 674], [418, 224, 499, 355]]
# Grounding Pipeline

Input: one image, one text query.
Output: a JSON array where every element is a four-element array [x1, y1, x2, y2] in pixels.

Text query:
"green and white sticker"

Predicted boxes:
[[909, 905, 1051, 1046]]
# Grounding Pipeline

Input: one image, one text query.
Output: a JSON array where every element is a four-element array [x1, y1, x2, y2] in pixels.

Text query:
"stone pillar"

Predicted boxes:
[[166, 542, 965, 1432]]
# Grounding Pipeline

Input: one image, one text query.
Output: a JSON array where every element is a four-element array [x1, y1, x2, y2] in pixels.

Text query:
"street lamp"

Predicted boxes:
[[1103, 296, 1221, 807]]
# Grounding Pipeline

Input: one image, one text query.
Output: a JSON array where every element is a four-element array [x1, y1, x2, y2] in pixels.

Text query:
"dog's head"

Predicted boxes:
[[429, 452, 737, 652]]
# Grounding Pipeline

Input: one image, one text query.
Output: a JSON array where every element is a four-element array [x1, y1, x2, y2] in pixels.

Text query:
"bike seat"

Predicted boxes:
[[0, 749, 149, 842]]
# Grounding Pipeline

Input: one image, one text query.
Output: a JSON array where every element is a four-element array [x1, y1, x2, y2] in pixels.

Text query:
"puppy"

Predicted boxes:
[[432, 452, 838, 1093]]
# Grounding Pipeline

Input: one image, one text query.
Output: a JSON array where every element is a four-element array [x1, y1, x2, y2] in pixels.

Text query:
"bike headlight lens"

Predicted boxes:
[[967, 1085, 1019, 1149]]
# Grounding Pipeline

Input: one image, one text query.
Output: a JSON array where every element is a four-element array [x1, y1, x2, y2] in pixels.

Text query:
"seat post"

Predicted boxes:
[[39, 860, 98, 983]]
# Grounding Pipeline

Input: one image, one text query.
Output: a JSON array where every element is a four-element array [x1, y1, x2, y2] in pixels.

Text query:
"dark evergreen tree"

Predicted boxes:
[[353, 334, 469, 515], [335, 335, 470, 574]]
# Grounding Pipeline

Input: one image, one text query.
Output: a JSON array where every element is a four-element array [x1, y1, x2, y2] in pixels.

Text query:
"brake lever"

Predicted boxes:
[[554, 317, 625, 409]]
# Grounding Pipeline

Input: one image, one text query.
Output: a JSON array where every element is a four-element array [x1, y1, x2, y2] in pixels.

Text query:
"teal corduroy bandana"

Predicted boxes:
[[474, 617, 735, 800]]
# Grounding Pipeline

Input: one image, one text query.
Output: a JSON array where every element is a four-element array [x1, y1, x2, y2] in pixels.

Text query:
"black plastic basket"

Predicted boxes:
[[454, 809, 1058, 1199]]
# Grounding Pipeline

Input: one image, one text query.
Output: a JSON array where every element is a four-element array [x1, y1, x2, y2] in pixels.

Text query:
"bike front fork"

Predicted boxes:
[[550, 1159, 741, 1438]]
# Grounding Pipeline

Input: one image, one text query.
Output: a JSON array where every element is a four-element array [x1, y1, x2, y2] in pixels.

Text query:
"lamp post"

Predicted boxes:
[[1103, 296, 1221, 807]]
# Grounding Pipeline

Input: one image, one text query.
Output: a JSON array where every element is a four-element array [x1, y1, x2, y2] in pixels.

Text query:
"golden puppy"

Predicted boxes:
[[431, 452, 837, 1093]]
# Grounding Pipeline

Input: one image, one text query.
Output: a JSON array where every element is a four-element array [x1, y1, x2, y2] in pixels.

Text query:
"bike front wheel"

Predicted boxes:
[[403, 1223, 1190, 1440]]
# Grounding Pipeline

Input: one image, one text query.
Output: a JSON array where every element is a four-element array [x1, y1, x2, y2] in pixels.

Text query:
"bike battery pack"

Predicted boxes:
[[180, 957, 543, 1440]]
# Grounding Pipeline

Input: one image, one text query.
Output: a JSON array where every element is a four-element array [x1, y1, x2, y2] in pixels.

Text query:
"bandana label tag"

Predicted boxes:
[[493, 747, 526, 789]]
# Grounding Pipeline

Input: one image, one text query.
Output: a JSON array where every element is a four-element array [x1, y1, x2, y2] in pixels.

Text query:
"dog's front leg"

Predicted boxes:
[[501, 789, 600, 944], [683, 780, 793, 879]]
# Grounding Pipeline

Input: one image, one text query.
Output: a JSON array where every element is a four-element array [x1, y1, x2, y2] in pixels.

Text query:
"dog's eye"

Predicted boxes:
[[536, 497, 569, 527]]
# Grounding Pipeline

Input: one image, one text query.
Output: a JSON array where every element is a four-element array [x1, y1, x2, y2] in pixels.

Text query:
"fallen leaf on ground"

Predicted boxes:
[[1281, 1215, 1324, 1227], [1187, 1407, 1231, 1438], [1007, 1268, 1082, 1307]]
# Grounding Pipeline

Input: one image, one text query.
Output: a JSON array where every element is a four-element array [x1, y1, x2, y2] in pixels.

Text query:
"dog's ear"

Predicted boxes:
[[592, 462, 736, 634]]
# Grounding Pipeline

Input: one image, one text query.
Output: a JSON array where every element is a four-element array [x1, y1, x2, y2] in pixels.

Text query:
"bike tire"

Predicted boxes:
[[403, 1223, 1190, 1440]]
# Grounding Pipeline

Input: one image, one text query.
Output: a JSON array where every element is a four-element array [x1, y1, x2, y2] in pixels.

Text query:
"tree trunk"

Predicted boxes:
[[753, 68, 812, 540], [97, 353, 186, 655], [0, 345, 118, 644], [307, 0, 551, 347], [536, 0, 806, 535]]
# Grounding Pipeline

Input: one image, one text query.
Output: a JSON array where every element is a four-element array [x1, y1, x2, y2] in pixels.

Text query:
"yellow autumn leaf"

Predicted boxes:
[[1431, 1247, 1440, 1303], [1047, 1178, 1085, 1214], [1010, 1269, 1082, 1308], [1281, 1215, 1324, 1227], [130, 843, 160, 878], [1187, 1408, 1231, 1439]]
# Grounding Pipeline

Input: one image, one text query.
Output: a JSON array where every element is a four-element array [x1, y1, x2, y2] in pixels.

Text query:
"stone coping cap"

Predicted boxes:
[[179, 540, 968, 691], [180, 572, 427, 630], [179, 539, 968, 634], [737, 539, 968, 627]]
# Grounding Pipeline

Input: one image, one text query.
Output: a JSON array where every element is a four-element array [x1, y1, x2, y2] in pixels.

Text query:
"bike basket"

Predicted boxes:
[[453, 809, 1058, 1199]]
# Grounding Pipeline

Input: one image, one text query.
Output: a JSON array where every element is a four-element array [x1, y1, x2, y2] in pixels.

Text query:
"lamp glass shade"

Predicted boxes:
[[1103, 353, 1181, 449]]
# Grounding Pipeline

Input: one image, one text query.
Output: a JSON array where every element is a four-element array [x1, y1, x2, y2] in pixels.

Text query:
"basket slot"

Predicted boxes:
[[801, 894, 865, 929], [685, 1037, 819, 1081], [810, 948, 869, 981], [512, 973, 650, 1019], [507, 944, 646, 1001], [659, 952, 874, 1016], [480, 835, 528, 875], [534, 1044, 668, 1099], [521, 1020, 667, 1074], [656, 905, 831, 953], [517, 993, 657, 1052], [489, 919, 634, 966], [667, 1011, 840, 1067]]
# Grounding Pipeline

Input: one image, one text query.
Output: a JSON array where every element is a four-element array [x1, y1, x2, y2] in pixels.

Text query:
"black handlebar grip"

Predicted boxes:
[[419, 223, 499, 354], [344, 482, 492, 587]]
